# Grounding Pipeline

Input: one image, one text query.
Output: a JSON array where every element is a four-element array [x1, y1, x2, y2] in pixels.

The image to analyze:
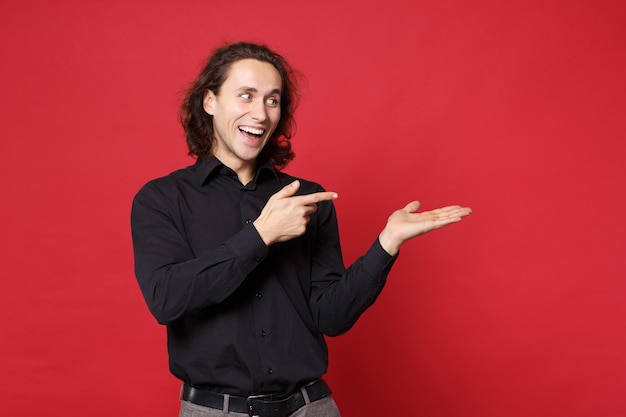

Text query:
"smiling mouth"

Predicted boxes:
[[239, 126, 265, 139]]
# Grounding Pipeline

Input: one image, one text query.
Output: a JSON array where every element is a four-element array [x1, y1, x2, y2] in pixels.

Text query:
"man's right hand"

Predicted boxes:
[[253, 180, 338, 246]]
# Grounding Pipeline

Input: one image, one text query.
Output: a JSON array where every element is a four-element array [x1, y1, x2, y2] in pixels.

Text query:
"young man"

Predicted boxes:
[[131, 42, 471, 417]]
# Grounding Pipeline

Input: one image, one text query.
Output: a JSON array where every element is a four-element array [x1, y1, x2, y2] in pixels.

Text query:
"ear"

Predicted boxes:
[[203, 89, 216, 115]]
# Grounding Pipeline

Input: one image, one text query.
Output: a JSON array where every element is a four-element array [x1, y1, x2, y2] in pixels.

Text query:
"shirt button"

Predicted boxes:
[[261, 330, 267, 337], [267, 368, 273, 374], [255, 293, 263, 299], [245, 219, 252, 224]]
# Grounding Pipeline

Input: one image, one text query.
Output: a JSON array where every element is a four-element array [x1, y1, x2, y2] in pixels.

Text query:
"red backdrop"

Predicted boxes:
[[1, 1, 625, 416]]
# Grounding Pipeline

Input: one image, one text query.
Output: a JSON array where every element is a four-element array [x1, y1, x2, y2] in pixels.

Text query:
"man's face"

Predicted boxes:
[[203, 59, 282, 173]]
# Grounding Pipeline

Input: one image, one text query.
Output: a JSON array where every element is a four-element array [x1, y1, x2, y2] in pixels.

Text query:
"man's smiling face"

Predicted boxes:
[[203, 58, 282, 178]]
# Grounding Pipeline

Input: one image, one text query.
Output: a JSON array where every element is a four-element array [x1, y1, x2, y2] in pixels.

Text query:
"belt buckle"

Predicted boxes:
[[246, 393, 273, 417]]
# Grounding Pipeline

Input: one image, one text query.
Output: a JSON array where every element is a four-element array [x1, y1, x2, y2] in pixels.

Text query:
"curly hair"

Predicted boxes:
[[179, 42, 299, 169]]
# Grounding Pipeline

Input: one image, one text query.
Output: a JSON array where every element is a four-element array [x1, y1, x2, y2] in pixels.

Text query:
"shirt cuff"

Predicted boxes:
[[360, 238, 397, 279], [227, 224, 269, 274]]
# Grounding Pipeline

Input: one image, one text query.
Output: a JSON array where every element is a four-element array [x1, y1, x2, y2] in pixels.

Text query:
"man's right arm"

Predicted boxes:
[[130, 181, 268, 325]]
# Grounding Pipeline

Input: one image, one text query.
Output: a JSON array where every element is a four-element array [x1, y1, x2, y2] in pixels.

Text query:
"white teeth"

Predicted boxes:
[[239, 126, 264, 135]]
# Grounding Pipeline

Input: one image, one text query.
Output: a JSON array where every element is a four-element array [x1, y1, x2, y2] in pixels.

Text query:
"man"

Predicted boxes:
[[131, 42, 471, 417]]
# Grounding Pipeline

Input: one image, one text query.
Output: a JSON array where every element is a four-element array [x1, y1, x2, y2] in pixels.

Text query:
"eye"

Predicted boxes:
[[266, 97, 279, 106], [240, 93, 252, 100]]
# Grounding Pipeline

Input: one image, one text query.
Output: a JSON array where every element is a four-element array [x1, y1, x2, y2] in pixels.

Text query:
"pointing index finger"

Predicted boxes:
[[293, 191, 338, 204]]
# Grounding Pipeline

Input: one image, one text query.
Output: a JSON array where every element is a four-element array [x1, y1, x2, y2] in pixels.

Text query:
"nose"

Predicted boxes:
[[250, 99, 268, 121]]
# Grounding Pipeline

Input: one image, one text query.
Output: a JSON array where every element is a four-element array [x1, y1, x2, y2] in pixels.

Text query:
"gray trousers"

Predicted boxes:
[[178, 393, 341, 417]]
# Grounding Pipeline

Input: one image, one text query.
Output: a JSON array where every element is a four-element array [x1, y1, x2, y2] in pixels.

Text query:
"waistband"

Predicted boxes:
[[181, 379, 331, 417]]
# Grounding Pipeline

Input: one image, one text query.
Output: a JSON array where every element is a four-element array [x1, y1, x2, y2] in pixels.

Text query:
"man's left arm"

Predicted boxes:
[[308, 199, 471, 336]]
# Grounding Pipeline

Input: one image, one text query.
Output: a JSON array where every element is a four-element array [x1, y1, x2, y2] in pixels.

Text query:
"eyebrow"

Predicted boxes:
[[237, 86, 282, 95]]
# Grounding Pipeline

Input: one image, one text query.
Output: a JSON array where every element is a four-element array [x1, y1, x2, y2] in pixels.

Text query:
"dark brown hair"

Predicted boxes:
[[180, 42, 299, 169]]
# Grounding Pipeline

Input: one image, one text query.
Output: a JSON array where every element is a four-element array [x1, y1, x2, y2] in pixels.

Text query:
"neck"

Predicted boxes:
[[236, 167, 255, 185]]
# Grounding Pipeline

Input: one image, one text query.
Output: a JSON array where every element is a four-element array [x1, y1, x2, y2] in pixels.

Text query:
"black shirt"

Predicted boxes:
[[131, 156, 396, 396]]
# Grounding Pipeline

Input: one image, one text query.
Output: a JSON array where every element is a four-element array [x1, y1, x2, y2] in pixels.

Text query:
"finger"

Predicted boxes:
[[427, 207, 460, 219], [431, 205, 472, 216], [446, 207, 472, 218], [292, 191, 338, 205], [424, 206, 472, 222], [271, 180, 301, 200], [299, 203, 319, 217], [402, 201, 421, 213], [431, 205, 461, 213], [449, 206, 472, 218]]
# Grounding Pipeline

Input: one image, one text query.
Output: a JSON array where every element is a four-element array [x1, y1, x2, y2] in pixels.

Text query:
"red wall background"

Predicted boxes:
[[1, 1, 625, 416]]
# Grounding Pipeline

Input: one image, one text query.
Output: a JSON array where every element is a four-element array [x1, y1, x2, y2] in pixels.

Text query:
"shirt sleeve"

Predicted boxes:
[[307, 198, 397, 337], [130, 181, 268, 325]]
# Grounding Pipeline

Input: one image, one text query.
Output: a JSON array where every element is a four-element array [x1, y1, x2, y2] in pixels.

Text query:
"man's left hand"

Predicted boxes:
[[378, 201, 472, 256]]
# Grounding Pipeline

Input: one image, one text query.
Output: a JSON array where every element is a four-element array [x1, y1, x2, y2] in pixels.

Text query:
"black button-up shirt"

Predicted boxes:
[[131, 156, 396, 395]]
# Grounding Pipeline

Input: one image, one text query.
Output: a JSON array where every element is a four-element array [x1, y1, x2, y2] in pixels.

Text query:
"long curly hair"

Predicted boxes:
[[179, 42, 299, 169]]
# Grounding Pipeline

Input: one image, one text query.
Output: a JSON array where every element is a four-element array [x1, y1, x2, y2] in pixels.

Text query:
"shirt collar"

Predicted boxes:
[[195, 155, 280, 186]]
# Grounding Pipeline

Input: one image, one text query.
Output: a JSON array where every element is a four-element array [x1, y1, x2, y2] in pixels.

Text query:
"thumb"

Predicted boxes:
[[271, 180, 300, 200], [402, 200, 421, 213]]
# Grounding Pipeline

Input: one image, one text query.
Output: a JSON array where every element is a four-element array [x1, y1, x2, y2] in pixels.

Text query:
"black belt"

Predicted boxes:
[[181, 379, 331, 417]]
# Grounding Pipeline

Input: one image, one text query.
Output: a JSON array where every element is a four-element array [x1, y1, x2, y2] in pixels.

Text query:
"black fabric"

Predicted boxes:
[[131, 155, 396, 395]]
